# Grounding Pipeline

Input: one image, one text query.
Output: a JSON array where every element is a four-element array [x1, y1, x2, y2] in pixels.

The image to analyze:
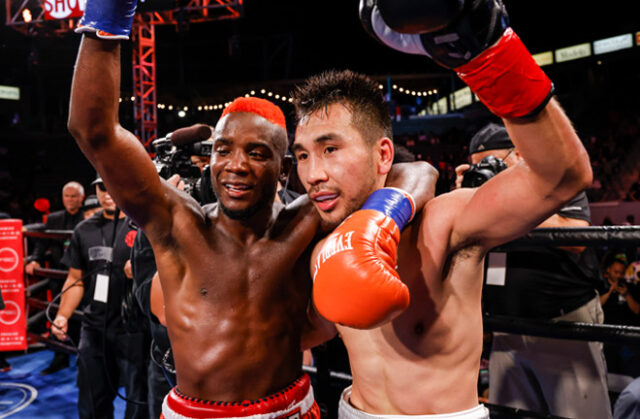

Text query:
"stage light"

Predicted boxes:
[[23, 9, 32, 23]]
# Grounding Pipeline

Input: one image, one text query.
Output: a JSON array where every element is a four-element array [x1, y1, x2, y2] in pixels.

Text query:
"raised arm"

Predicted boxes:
[[360, 0, 591, 251], [67, 3, 177, 237], [452, 101, 592, 250]]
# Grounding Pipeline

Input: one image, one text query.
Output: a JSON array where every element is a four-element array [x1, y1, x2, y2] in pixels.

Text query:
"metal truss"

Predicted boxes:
[[132, 14, 158, 148], [5, 0, 244, 144]]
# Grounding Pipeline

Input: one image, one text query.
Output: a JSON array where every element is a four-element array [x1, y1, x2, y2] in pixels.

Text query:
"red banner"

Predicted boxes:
[[42, 0, 85, 20], [0, 219, 27, 351]]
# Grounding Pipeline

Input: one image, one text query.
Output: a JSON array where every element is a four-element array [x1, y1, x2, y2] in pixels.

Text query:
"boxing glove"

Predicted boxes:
[[313, 188, 415, 328], [76, 0, 138, 40], [360, 0, 553, 119]]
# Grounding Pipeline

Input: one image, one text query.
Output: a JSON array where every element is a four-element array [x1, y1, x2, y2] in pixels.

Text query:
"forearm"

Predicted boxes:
[[626, 294, 640, 315], [600, 291, 612, 306], [385, 162, 438, 210], [503, 100, 592, 200], [57, 275, 84, 319], [68, 35, 121, 148]]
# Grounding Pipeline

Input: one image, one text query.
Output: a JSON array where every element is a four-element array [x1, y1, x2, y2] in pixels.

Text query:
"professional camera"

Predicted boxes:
[[152, 123, 216, 204], [461, 155, 508, 188]]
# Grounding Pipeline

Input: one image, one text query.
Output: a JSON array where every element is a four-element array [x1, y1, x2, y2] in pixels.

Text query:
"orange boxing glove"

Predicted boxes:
[[313, 188, 415, 328]]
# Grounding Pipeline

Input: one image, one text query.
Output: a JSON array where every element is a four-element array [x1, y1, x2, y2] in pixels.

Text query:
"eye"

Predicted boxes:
[[249, 151, 266, 160], [324, 146, 337, 154], [215, 147, 230, 156], [296, 152, 308, 162]]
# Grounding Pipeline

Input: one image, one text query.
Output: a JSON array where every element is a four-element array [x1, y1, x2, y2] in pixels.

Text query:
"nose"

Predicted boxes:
[[225, 150, 250, 174], [304, 156, 328, 186]]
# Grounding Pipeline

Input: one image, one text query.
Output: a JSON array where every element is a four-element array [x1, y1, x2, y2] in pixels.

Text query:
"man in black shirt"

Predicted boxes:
[[25, 181, 85, 274], [456, 123, 611, 418], [25, 181, 85, 375], [52, 178, 148, 419]]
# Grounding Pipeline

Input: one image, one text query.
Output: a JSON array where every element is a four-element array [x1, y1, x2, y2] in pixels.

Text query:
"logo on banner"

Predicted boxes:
[[43, 0, 86, 20], [0, 247, 18, 272], [0, 301, 21, 325]]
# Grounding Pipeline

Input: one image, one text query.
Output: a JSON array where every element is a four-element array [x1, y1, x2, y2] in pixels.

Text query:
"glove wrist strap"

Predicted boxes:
[[455, 28, 553, 119], [361, 187, 416, 230]]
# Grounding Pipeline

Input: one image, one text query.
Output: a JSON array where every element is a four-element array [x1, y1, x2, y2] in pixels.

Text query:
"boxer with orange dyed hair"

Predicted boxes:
[[66, 1, 437, 415]]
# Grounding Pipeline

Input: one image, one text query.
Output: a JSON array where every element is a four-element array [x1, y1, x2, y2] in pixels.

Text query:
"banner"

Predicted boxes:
[[42, 0, 85, 20], [0, 219, 27, 351]]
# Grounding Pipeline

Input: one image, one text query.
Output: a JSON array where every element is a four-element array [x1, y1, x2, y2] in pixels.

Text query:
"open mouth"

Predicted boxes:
[[311, 192, 339, 212], [223, 182, 253, 198]]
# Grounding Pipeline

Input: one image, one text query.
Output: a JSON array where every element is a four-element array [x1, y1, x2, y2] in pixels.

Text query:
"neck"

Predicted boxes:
[[216, 200, 279, 245], [67, 208, 79, 215]]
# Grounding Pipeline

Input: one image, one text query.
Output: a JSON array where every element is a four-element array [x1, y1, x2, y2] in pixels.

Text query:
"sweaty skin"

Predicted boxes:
[[67, 35, 436, 402], [67, 34, 323, 401], [296, 101, 592, 414]]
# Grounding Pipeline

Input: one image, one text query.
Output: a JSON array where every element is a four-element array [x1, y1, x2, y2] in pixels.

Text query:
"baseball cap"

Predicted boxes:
[[90, 176, 103, 186], [469, 123, 514, 155], [82, 195, 100, 211]]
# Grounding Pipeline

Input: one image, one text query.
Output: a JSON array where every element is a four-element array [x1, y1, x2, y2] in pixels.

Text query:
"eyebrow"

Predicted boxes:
[[291, 133, 340, 153], [214, 137, 274, 151]]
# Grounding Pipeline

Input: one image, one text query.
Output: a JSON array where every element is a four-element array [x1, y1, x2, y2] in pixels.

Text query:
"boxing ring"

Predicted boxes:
[[16, 226, 640, 418]]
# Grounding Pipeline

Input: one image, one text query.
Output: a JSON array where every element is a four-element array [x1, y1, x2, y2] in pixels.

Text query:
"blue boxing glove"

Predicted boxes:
[[76, 0, 138, 40]]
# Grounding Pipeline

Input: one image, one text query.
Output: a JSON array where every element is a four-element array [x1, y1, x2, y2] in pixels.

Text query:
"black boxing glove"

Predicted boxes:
[[360, 0, 553, 119]]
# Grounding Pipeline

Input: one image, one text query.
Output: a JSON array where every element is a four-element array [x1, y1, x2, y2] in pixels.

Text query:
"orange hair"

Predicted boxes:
[[221, 97, 287, 130]]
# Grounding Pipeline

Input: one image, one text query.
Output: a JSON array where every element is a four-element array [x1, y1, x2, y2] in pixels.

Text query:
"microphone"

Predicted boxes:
[[167, 124, 212, 147]]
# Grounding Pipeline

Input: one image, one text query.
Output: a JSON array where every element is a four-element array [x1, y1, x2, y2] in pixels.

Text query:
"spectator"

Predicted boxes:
[[614, 376, 640, 418], [599, 253, 640, 376], [25, 181, 85, 275], [81, 194, 101, 220], [52, 177, 148, 419], [24, 181, 85, 375]]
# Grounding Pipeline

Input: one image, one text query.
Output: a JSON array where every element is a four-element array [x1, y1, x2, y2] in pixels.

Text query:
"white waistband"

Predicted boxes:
[[338, 386, 489, 419], [162, 385, 315, 419]]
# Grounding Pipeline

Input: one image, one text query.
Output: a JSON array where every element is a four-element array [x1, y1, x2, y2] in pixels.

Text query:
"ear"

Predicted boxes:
[[377, 137, 394, 175]]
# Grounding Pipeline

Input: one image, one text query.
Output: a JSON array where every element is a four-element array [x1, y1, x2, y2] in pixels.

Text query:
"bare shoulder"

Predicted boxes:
[[144, 182, 209, 248], [275, 194, 320, 231], [418, 188, 477, 251]]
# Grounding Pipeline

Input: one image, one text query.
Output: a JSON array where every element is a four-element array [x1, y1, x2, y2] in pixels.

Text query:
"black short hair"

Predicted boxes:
[[292, 70, 392, 145]]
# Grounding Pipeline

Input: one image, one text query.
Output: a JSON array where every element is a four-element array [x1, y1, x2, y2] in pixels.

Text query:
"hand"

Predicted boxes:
[[617, 281, 629, 296], [455, 164, 471, 190], [52, 315, 69, 341], [167, 174, 186, 191], [25, 260, 41, 276], [123, 260, 133, 279]]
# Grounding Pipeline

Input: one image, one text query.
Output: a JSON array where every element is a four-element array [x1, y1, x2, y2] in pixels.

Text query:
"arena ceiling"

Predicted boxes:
[[0, 0, 638, 135]]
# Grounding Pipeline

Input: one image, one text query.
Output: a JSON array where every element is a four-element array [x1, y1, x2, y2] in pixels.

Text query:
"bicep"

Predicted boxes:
[[451, 163, 569, 251]]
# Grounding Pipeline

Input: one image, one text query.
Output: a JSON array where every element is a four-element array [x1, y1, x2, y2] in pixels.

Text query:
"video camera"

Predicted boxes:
[[152, 123, 216, 204], [461, 155, 508, 188]]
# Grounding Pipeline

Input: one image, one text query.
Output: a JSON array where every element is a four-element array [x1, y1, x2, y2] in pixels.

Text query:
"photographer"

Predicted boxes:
[[599, 254, 640, 377], [456, 123, 611, 418]]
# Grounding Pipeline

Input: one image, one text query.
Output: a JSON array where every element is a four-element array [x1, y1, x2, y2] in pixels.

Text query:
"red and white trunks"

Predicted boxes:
[[161, 374, 320, 419]]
